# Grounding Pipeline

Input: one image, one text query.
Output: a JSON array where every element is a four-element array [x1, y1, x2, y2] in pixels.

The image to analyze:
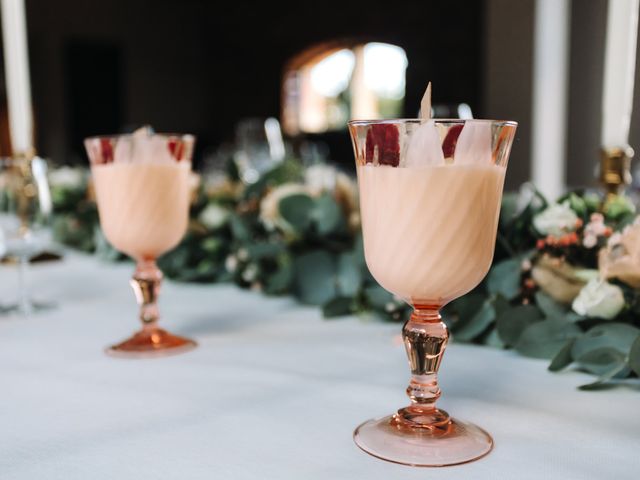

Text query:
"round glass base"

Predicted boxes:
[[353, 414, 493, 467], [106, 327, 197, 358]]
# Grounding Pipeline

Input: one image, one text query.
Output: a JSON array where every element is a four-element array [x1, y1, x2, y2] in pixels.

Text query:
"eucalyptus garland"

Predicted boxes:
[[48, 161, 640, 390]]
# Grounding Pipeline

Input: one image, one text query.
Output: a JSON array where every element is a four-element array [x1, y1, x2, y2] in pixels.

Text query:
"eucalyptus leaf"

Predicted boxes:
[[279, 194, 315, 233], [571, 323, 640, 375], [574, 347, 628, 376], [578, 362, 628, 391], [247, 242, 284, 260], [448, 293, 485, 331], [548, 339, 576, 372], [572, 323, 640, 360], [313, 194, 343, 235], [337, 252, 362, 296], [487, 258, 521, 300], [629, 335, 640, 377], [535, 291, 568, 319], [364, 285, 393, 310], [264, 262, 293, 295], [229, 214, 251, 241], [454, 300, 495, 342], [293, 251, 336, 305], [515, 318, 581, 359], [484, 328, 505, 348], [497, 305, 543, 347], [322, 297, 354, 318]]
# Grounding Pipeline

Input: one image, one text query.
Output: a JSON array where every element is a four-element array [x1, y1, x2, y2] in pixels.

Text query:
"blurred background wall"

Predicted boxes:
[[3, 0, 640, 190]]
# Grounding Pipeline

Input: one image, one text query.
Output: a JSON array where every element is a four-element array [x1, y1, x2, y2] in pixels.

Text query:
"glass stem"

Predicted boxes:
[[18, 254, 32, 316], [130, 260, 162, 330], [396, 306, 450, 428]]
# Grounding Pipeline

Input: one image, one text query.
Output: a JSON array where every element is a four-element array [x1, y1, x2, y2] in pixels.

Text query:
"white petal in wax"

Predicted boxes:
[[454, 122, 492, 165], [404, 120, 444, 167], [113, 136, 132, 163]]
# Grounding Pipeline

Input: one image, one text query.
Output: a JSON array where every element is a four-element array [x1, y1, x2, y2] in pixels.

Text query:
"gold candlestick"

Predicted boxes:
[[11, 149, 37, 232], [599, 146, 634, 199]]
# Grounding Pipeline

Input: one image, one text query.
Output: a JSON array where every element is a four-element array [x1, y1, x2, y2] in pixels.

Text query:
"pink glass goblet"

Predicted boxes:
[[85, 130, 197, 358], [348, 118, 517, 466]]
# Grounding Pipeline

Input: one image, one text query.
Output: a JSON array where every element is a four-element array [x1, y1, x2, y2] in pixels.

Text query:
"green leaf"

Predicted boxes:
[[264, 262, 293, 295], [578, 362, 629, 391], [322, 297, 354, 318], [201, 237, 224, 254], [454, 299, 496, 342], [364, 284, 394, 310], [229, 214, 251, 241], [572, 323, 640, 359], [448, 293, 485, 327], [279, 194, 315, 232], [571, 323, 640, 375], [497, 305, 543, 347], [484, 328, 505, 348], [515, 318, 581, 359], [313, 194, 343, 235], [337, 252, 362, 297], [567, 192, 587, 217], [548, 338, 576, 372], [487, 258, 521, 300], [293, 251, 336, 305], [535, 291, 567, 319], [629, 335, 640, 376], [574, 347, 628, 376], [246, 242, 284, 260]]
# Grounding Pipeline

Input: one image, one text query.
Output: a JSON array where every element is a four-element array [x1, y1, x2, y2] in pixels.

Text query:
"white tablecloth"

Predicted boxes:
[[0, 253, 638, 479]]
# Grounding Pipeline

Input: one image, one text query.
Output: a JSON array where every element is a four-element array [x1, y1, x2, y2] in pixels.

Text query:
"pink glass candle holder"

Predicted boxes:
[[348, 119, 517, 466], [85, 129, 197, 358]]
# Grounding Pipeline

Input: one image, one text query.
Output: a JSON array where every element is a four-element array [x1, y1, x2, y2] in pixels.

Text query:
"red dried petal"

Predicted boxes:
[[99, 138, 113, 164], [442, 124, 464, 158], [365, 124, 400, 166], [168, 139, 184, 162]]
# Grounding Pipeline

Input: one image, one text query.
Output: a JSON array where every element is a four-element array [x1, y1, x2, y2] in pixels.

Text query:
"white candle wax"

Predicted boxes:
[[1, 0, 34, 154], [601, 0, 640, 148]]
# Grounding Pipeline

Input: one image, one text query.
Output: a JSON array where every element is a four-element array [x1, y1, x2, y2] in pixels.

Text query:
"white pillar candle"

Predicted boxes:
[[601, 0, 640, 148], [1, 0, 34, 154], [531, 0, 570, 201]]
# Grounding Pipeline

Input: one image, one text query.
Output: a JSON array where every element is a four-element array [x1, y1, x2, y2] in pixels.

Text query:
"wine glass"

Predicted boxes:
[[348, 118, 517, 466], [0, 157, 53, 316], [233, 117, 285, 183], [84, 129, 197, 357]]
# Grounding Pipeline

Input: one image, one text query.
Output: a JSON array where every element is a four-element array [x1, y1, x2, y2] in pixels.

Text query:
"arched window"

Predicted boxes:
[[282, 41, 408, 136]]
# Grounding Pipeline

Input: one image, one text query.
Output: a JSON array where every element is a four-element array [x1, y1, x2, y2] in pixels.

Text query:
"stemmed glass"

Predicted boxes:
[[0, 157, 53, 315], [233, 117, 285, 183], [348, 118, 517, 466], [84, 129, 197, 357]]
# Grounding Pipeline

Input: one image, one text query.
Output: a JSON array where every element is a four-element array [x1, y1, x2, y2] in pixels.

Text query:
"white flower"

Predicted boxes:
[[305, 164, 337, 195], [259, 183, 313, 231], [572, 279, 625, 319], [515, 182, 545, 216], [224, 255, 238, 273], [236, 248, 249, 261], [241, 263, 258, 282], [583, 234, 598, 249], [48, 167, 85, 189], [198, 204, 229, 230], [533, 201, 579, 237], [607, 232, 622, 247]]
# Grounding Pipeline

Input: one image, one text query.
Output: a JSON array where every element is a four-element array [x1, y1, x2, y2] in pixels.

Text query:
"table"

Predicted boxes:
[[1, 253, 638, 479]]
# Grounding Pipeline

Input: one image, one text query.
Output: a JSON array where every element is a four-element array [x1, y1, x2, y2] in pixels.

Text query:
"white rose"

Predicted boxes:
[[304, 164, 337, 195], [259, 183, 312, 231], [198, 204, 229, 230], [48, 167, 85, 189], [533, 201, 579, 237], [572, 279, 625, 319]]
